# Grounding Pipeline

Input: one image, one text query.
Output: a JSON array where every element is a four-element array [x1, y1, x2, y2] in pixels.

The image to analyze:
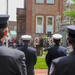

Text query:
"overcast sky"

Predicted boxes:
[[68, 0, 73, 3], [0, 0, 24, 21], [0, 0, 72, 21]]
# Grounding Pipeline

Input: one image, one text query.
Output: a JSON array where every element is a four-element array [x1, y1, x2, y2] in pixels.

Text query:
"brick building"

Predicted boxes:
[[17, 0, 66, 39], [8, 21, 17, 32]]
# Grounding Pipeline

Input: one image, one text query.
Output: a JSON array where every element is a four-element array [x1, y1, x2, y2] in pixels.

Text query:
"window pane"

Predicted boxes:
[[47, 17, 52, 25], [37, 25, 43, 33], [46, 16, 54, 33], [36, 16, 43, 33], [37, 17, 42, 25], [36, 0, 44, 3], [46, 0, 54, 4]]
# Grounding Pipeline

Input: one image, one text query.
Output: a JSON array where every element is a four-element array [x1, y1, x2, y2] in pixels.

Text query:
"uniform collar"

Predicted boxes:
[[24, 44, 29, 46], [0, 41, 3, 46], [70, 51, 75, 55], [54, 44, 60, 46]]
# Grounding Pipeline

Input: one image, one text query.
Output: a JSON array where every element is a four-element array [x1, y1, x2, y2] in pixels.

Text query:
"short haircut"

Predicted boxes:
[[68, 37, 75, 46], [0, 27, 7, 39], [53, 39, 60, 44]]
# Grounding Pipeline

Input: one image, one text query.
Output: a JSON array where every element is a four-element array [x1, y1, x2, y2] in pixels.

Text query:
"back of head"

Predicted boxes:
[[52, 34, 62, 45], [21, 35, 31, 45], [0, 14, 9, 39], [67, 25, 75, 49]]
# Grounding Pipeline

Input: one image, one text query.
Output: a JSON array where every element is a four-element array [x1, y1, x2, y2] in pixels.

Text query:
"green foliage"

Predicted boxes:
[[72, 0, 75, 3], [64, 9, 75, 19], [43, 51, 47, 55], [34, 56, 48, 69], [64, 0, 75, 20]]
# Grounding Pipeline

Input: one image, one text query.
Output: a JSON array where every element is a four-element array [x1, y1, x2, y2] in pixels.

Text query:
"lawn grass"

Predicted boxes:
[[34, 56, 48, 69]]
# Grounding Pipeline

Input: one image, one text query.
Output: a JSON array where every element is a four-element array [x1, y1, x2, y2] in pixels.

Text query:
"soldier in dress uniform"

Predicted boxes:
[[49, 25, 75, 75], [45, 33, 67, 75], [0, 15, 27, 75], [17, 35, 37, 75]]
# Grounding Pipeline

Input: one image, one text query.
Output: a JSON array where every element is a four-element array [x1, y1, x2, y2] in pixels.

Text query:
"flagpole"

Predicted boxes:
[[6, 0, 8, 15], [6, 0, 8, 47]]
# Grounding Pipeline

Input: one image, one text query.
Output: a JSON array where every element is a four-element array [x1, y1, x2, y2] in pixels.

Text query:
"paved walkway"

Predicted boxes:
[[34, 69, 48, 75]]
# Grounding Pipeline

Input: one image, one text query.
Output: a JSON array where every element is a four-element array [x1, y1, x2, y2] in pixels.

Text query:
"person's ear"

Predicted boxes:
[[4, 29, 8, 36], [68, 40, 71, 46]]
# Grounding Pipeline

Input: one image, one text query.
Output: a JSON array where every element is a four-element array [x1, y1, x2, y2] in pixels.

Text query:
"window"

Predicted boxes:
[[36, 16, 44, 33], [46, 16, 54, 33], [46, 0, 54, 4], [36, 0, 44, 3], [47, 17, 52, 25]]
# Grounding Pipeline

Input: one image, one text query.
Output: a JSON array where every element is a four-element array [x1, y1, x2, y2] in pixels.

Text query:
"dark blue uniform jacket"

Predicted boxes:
[[0, 41, 27, 75], [51, 51, 75, 75], [17, 45, 37, 75], [46, 45, 67, 68]]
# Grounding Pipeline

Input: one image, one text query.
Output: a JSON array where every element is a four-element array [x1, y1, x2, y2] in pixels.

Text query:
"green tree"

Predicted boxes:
[[64, 9, 75, 19], [72, 0, 75, 3], [64, 0, 75, 22]]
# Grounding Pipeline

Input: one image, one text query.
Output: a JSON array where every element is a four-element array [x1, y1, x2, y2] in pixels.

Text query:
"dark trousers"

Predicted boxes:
[[36, 45, 40, 56]]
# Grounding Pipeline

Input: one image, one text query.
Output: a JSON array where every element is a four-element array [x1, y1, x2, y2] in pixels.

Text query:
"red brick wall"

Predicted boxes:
[[26, 0, 32, 35], [24, 0, 64, 37], [8, 21, 17, 32]]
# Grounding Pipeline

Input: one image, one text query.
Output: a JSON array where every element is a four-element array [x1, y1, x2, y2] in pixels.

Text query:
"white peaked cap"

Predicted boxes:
[[21, 35, 31, 40], [52, 34, 62, 39]]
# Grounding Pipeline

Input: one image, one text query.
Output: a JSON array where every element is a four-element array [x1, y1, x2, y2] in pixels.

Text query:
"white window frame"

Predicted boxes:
[[46, 0, 54, 4], [36, 16, 44, 33], [46, 16, 54, 33], [36, 0, 44, 4]]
